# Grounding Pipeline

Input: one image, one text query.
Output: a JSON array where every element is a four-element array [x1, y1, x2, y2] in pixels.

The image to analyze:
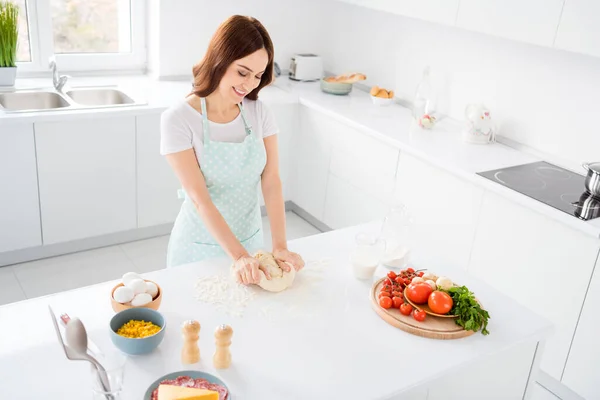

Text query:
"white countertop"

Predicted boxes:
[[2, 74, 598, 238], [0, 222, 551, 399]]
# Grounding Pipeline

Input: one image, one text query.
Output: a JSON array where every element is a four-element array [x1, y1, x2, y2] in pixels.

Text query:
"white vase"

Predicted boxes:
[[0, 67, 17, 87]]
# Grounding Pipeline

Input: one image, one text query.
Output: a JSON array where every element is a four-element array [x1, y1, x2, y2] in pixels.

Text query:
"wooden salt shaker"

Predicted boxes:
[[181, 320, 201, 364], [213, 324, 233, 369]]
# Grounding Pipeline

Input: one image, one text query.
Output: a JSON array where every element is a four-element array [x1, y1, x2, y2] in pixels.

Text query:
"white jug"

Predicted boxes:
[[463, 103, 496, 144]]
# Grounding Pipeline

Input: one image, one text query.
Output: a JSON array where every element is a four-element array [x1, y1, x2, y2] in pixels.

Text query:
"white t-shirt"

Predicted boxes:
[[160, 97, 279, 162]]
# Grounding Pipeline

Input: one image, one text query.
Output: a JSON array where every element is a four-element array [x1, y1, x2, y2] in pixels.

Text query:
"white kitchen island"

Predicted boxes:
[[0, 222, 551, 400]]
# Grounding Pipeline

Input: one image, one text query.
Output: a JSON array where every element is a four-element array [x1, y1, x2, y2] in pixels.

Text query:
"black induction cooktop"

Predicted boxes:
[[478, 161, 600, 221]]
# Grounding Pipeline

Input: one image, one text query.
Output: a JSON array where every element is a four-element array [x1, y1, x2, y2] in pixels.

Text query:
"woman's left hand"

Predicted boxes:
[[273, 248, 305, 272]]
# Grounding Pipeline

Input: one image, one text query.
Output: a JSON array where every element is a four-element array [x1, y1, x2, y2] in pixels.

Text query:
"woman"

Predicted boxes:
[[160, 15, 304, 284]]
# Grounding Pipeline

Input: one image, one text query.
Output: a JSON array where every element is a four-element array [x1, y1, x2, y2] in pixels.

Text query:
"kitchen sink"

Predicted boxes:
[[0, 91, 70, 111], [0, 87, 144, 114], [65, 88, 135, 106]]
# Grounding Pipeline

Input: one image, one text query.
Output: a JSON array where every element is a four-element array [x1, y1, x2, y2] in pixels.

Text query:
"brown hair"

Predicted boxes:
[[191, 15, 274, 101]]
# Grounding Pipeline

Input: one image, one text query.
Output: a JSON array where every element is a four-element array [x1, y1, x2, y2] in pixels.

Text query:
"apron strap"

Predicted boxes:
[[238, 102, 253, 136], [200, 97, 211, 145]]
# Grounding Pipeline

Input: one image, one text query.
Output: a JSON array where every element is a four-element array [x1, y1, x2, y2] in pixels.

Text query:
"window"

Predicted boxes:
[[15, 0, 145, 73], [15, 0, 31, 62]]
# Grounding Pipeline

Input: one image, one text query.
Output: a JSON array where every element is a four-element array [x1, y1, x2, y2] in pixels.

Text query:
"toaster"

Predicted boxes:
[[289, 54, 323, 82]]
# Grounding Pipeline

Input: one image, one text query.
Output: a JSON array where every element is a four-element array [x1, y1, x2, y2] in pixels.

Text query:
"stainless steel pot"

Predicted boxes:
[[583, 162, 600, 198], [575, 192, 600, 220]]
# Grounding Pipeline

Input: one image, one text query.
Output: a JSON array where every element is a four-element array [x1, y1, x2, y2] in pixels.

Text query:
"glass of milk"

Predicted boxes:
[[350, 232, 386, 280]]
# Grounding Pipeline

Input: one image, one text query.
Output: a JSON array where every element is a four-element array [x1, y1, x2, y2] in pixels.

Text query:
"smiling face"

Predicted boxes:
[[218, 48, 269, 104]]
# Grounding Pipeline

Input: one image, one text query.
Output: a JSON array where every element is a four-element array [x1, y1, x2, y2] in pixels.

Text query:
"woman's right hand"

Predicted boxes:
[[233, 255, 271, 285]]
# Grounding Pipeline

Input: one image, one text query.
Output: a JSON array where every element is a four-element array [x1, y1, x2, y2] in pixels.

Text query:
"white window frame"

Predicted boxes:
[[16, 0, 146, 75]]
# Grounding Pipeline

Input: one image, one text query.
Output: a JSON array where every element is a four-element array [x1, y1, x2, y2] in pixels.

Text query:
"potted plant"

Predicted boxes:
[[0, 1, 19, 87]]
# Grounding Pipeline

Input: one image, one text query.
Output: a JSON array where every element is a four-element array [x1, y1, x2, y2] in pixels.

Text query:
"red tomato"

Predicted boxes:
[[378, 291, 392, 299], [384, 278, 392, 285], [395, 276, 404, 284], [392, 290, 403, 297], [407, 267, 415, 273], [387, 271, 397, 279], [413, 309, 426, 322], [379, 296, 393, 309], [417, 271, 424, 277], [392, 296, 404, 308], [399, 303, 413, 316], [428, 291, 453, 315], [403, 278, 411, 286], [406, 282, 433, 304]]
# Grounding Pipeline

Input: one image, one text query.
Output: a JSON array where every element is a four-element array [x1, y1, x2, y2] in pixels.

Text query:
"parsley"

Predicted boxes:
[[444, 286, 490, 335]]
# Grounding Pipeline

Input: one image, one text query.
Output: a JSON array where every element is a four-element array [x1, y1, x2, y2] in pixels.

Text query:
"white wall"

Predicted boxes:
[[322, 2, 600, 169], [148, 0, 328, 79]]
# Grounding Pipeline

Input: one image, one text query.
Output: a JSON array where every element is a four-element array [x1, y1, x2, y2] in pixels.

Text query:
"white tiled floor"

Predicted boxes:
[[0, 211, 321, 306]]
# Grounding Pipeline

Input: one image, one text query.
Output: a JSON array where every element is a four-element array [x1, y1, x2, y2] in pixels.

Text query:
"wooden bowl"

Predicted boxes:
[[110, 280, 162, 313]]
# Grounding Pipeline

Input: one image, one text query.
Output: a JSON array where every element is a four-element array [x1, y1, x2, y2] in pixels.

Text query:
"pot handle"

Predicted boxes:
[[582, 163, 590, 171]]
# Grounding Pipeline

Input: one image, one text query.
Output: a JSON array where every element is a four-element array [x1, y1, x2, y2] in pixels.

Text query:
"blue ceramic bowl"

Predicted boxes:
[[109, 307, 166, 355]]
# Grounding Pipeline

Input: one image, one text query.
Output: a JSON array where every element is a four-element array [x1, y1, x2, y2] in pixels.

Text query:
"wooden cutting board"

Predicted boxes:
[[370, 278, 475, 340]]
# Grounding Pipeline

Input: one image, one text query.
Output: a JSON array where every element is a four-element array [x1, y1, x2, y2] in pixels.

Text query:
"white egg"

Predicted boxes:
[[131, 293, 152, 307], [145, 281, 159, 298], [122, 272, 142, 286], [113, 286, 134, 304], [126, 278, 147, 295]]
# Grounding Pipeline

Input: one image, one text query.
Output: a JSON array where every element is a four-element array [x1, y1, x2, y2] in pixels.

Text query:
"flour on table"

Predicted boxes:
[[194, 275, 257, 318]]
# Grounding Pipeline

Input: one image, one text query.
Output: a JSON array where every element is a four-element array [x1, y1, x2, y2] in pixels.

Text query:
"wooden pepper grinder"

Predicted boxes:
[[213, 324, 233, 369], [181, 320, 201, 364]]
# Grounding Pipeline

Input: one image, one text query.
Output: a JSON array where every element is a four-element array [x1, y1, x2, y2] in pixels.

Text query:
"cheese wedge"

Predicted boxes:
[[157, 384, 219, 400]]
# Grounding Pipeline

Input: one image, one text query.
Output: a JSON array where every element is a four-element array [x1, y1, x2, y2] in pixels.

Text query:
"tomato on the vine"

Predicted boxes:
[[413, 309, 426, 322], [392, 296, 404, 308], [399, 303, 413, 316], [387, 271, 397, 279], [379, 296, 393, 309]]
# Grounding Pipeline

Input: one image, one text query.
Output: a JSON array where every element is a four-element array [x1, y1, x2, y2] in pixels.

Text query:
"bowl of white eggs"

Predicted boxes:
[[110, 272, 162, 313]]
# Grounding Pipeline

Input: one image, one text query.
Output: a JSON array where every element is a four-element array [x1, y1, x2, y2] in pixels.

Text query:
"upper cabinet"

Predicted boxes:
[[339, 0, 460, 27], [554, 0, 600, 58], [456, 0, 564, 47], [336, 0, 600, 59]]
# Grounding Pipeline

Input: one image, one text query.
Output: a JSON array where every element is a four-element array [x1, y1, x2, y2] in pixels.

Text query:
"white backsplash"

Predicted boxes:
[[148, 0, 328, 79], [321, 1, 600, 170]]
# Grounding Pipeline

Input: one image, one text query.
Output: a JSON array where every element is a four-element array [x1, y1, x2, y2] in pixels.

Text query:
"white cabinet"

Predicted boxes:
[[260, 103, 296, 207], [0, 123, 42, 252], [329, 122, 399, 204], [468, 190, 599, 380], [562, 252, 600, 399], [393, 153, 484, 271], [136, 114, 181, 228], [291, 106, 339, 220], [456, 0, 564, 48], [337, 0, 460, 27], [323, 174, 390, 230], [554, 0, 600, 58], [35, 117, 137, 244]]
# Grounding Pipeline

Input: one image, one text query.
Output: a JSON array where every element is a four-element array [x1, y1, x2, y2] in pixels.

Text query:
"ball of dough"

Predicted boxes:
[[126, 278, 147, 295], [122, 272, 142, 286], [254, 251, 296, 292], [145, 281, 159, 298], [113, 286, 134, 304], [131, 293, 152, 307]]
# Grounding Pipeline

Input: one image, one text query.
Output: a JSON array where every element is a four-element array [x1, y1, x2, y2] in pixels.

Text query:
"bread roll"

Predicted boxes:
[[370, 86, 380, 96], [376, 89, 389, 98], [388, 90, 394, 99]]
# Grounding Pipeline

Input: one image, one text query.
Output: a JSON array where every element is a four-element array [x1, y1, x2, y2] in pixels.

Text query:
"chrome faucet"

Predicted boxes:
[[49, 56, 69, 92]]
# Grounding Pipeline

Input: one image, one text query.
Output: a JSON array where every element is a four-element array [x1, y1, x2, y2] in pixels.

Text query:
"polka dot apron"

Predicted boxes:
[[166, 97, 266, 267]]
